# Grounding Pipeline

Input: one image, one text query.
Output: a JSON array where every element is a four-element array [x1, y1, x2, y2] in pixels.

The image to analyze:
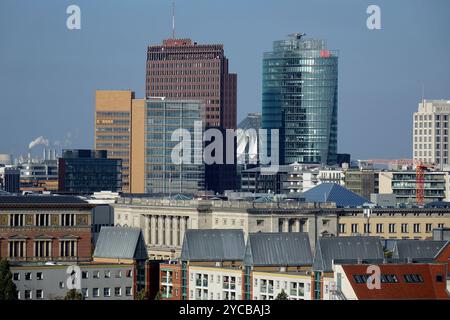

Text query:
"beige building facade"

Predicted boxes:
[[113, 197, 339, 260], [413, 99, 450, 168], [337, 208, 449, 239], [94, 90, 145, 194]]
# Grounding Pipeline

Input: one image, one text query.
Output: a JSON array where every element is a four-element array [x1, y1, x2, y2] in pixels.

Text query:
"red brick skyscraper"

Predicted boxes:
[[145, 38, 237, 129]]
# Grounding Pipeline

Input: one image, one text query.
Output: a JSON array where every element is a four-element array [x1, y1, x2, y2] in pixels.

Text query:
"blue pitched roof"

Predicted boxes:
[[303, 183, 369, 207]]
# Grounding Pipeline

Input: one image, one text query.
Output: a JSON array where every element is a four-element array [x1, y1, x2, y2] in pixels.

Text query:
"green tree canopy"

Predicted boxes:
[[0, 259, 18, 300], [64, 289, 84, 300], [275, 289, 289, 300]]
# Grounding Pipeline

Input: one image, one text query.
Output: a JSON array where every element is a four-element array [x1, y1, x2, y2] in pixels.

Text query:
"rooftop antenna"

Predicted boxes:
[[172, 1, 176, 39], [421, 83, 425, 105]]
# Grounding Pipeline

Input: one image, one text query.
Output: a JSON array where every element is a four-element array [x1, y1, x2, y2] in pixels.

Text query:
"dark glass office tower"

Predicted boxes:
[[58, 149, 122, 194], [262, 33, 338, 165]]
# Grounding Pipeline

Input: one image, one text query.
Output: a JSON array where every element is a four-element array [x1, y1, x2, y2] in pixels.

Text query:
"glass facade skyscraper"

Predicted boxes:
[[145, 98, 205, 194], [58, 149, 122, 193], [262, 34, 338, 165]]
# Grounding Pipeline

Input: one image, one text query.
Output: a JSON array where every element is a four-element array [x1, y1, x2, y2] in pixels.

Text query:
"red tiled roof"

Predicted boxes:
[[341, 263, 449, 300]]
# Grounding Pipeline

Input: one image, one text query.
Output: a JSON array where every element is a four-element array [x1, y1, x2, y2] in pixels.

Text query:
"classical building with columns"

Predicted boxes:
[[113, 197, 339, 260]]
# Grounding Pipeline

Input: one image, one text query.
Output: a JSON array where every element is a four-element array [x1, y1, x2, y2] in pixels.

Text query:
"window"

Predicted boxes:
[[364, 223, 371, 234], [401, 224, 408, 233], [59, 240, 77, 257], [115, 270, 122, 278], [36, 289, 43, 299], [125, 287, 132, 296], [93, 288, 99, 297], [353, 274, 369, 284], [115, 287, 122, 296], [93, 271, 100, 279], [104, 270, 111, 278], [389, 224, 395, 233], [104, 288, 111, 297], [25, 272, 32, 280], [338, 223, 346, 233], [404, 274, 424, 283], [380, 274, 398, 283], [126, 270, 133, 278], [24, 290, 32, 300], [36, 272, 43, 280], [413, 224, 420, 233], [426, 224, 432, 233], [82, 271, 89, 279], [13, 273, 20, 281], [376, 224, 383, 233], [351, 224, 358, 234], [59, 281, 65, 289], [82, 288, 88, 298]]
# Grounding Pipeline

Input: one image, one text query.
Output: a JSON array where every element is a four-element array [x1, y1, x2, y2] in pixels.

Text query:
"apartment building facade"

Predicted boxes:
[[378, 170, 448, 203], [11, 263, 135, 300]]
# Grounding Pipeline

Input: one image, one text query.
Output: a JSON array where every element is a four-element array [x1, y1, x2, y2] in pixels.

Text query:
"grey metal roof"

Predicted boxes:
[[244, 233, 313, 267], [181, 229, 245, 262], [313, 236, 384, 272], [93, 227, 148, 260], [0, 195, 88, 204], [392, 240, 448, 259]]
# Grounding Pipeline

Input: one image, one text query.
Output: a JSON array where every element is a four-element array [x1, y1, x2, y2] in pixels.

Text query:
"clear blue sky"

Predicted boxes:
[[1, 0, 449, 160]]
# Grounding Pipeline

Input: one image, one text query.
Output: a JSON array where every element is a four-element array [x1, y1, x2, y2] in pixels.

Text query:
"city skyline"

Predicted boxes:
[[1, 0, 450, 160]]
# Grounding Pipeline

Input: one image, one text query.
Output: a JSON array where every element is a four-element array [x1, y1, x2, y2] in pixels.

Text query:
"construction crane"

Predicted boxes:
[[357, 159, 436, 205]]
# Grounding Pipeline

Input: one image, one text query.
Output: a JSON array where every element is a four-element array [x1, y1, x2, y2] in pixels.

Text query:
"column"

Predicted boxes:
[[283, 218, 289, 232], [145, 216, 151, 245], [180, 216, 186, 245], [165, 216, 172, 246], [151, 216, 157, 245], [158, 216, 164, 246], [172, 217, 179, 247], [73, 241, 78, 258], [294, 219, 301, 232]]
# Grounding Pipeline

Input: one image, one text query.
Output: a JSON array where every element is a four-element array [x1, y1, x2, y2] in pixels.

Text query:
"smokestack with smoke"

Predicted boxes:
[[28, 136, 49, 163], [29, 136, 49, 150]]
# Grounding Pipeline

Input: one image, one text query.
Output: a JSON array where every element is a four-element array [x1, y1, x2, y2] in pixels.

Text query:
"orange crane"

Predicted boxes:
[[358, 159, 436, 205]]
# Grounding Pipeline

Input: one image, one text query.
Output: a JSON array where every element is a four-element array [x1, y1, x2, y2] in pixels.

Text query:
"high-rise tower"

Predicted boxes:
[[262, 34, 338, 165], [145, 39, 237, 129]]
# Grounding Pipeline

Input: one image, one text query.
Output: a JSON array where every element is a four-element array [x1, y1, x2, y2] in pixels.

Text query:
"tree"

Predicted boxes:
[[0, 259, 18, 300], [64, 289, 84, 300], [135, 288, 149, 300], [384, 249, 393, 259], [154, 290, 162, 300], [275, 289, 289, 300]]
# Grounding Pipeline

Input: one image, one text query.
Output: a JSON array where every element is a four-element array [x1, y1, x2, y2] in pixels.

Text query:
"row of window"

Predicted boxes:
[[148, 61, 220, 69], [13, 269, 132, 281], [150, 76, 220, 83], [7, 240, 77, 258], [8, 213, 77, 227], [354, 273, 444, 284], [339, 222, 445, 234], [214, 218, 245, 227], [414, 114, 448, 121], [17, 287, 133, 300]]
